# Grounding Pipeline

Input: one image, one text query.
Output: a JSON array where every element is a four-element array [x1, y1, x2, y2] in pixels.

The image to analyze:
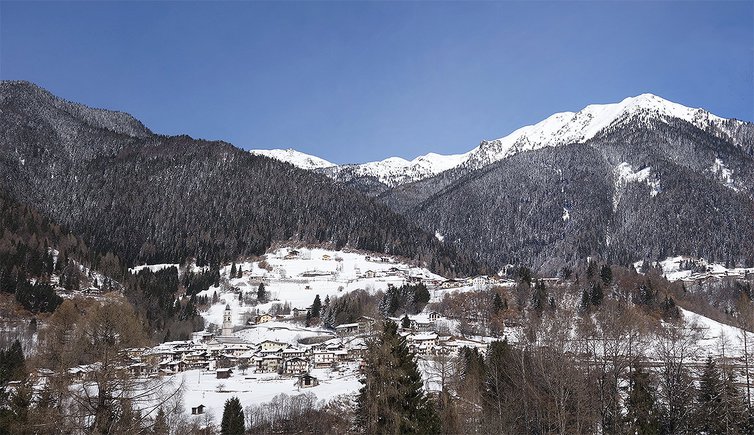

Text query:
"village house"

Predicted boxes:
[[260, 355, 282, 373], [357, 316, 376, 334], [282, 347, 307, 359], [159, 359, 186, 374], [191, 405, 206, 415], [283, 357, 309, 374], [255, 314, 273, 324], [127, 363, 150, 378], [349, 342, 368, 359], [407, 333, 439, 355], [259, 340, 287, 352], [335, 323, 359, 337], [333, 349, 349, 362], [313, 351, 336, 368], [192, 331, 215, 343]]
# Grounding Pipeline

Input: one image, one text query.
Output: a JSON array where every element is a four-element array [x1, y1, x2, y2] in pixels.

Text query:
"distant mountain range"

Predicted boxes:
[[2, 81, 752, 274], [253, 94, 752, 192], [252, 94, 754, 272]]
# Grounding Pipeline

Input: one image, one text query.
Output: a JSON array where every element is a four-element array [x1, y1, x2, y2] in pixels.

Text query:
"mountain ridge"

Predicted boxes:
[[0, 81, 480, 277], [250, 93, 751, 190]]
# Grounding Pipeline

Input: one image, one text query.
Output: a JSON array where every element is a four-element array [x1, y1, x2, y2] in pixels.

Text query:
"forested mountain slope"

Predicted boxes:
[[0, 81, 478, 276], [410, 118, 754, 272]]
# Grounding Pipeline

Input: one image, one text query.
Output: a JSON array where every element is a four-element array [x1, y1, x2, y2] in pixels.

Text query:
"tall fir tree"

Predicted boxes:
[[696, 356, 725, 433], [311, 294, 322, 318], [356, 321, 440, 434], [257, 282, 266, 302], [220, 396, 245, 435], [624, 366, 660, 434]]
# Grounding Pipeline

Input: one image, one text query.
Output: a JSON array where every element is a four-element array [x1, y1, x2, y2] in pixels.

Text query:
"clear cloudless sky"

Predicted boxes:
[[1, 1, 752, 164]]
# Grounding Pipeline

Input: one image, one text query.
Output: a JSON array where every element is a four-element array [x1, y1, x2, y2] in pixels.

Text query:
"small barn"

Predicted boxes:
[[297, 374, 319, 388]]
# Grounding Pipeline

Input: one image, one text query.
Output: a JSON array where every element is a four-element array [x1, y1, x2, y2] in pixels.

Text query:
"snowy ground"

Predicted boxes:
[[233, 322, 335, 346], [198, 247, 444, 329], [679, 308, 754, 359], [142, 247, 754, 426], [168, 364, 360, 425], [161, 247, 446, 424]]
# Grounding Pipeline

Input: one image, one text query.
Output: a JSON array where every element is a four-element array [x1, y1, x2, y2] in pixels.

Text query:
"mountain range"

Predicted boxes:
[[253, 94, 754, 272], [253, 94, 752, 190], [0, 80, 478, 277], [2, 81, 752, 275]]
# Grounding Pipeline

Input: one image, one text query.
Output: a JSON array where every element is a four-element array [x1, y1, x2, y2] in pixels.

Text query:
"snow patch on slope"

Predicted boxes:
[[710, 158, 739, 192], [250, 148, 335, 170], [612, 162, 660, 209]]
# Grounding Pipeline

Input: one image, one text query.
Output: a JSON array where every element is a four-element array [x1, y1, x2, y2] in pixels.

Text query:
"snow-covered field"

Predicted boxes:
[[166, 365, 360, 424], [198, 247, 443, 329]]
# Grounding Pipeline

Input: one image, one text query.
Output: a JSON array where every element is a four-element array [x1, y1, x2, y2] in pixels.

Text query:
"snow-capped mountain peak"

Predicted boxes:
[[249, 148, 334, 170], [254, 94, 744, 187], [462, 93, 735, 171], [324, 151, 470, 187]]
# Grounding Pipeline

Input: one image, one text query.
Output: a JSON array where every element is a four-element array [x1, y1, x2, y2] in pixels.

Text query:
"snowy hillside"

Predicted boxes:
[[197, 246, 444, 330], [249, 148, 334, 170]]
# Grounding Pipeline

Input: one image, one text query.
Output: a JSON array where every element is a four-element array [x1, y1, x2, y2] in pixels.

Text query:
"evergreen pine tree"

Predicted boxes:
[[220, 396, 245, 435], [401, 314, 411, 329], [530, 280, 548, 314], [0, 340, 25, 384], [624, 366, 659, 434], [600, 264, 613, 285], [696, 356, 724, 433], [590, 282, 603, 306], [230, 262, 237, 278], [237, 265, 243, 278], [311, 294, 322, 318], [356, 321, 441, 434], [492, 292, 504, 313], [152, 407, 168, 435], [257, 282, 266, 302]]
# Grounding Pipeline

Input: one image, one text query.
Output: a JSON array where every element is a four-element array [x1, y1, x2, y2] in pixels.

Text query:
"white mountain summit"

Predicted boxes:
[[251, 94, 743, 186], [249, 148, 334, 170]]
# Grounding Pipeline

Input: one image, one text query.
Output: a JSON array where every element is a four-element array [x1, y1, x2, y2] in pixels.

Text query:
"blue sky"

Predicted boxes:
[[1, 1, 752, 164]]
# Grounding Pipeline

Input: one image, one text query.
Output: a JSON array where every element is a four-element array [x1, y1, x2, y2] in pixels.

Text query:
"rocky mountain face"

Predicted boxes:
[[0, 81, 478, 276]]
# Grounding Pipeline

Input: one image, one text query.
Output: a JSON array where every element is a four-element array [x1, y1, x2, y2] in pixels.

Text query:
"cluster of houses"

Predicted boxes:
[[114, 305, 490, 384], [120, 334, 371, 381]]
